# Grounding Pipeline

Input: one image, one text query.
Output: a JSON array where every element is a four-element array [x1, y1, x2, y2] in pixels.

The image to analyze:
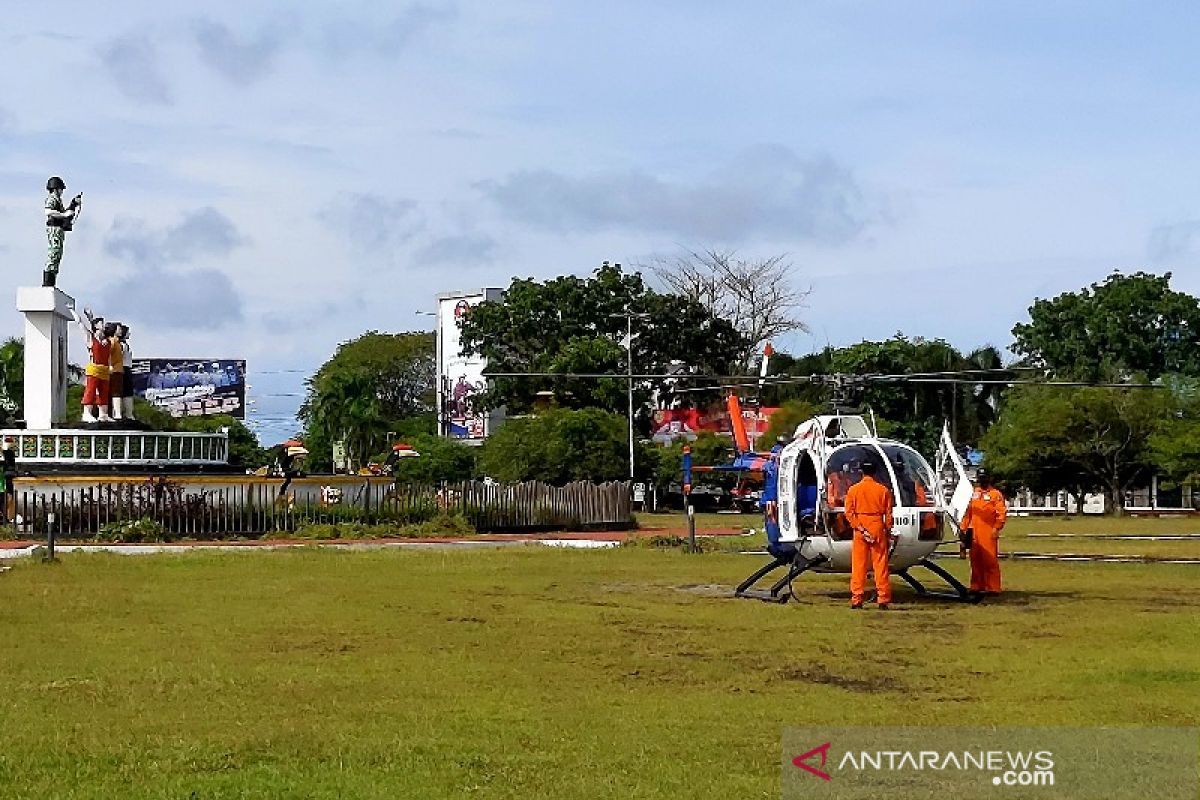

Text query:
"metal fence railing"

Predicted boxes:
[[7, 479, 633, 541]]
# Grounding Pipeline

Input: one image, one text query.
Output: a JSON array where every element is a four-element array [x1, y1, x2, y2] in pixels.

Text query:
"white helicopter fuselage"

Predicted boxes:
[[772, 413, 971, 573]]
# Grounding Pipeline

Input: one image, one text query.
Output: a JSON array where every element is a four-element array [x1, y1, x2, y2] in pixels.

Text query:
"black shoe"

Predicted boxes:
[[850, 602, 863, 609], [878, 603, 890, 610]]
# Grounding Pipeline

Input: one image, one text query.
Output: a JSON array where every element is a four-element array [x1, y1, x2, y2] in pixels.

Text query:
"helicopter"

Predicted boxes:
[[660, 368, 981, 602], [720, 369, 1168, 603], [686, 392, 778, 512], [729, 407, 975, 603]]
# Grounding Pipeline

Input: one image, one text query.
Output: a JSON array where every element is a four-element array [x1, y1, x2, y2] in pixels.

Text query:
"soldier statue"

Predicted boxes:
[[43, 176, 82, 288]]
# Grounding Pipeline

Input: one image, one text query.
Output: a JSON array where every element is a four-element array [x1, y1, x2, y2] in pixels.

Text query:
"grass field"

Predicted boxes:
[[1, 536, 1198, 798], [640, 510, 1200, 559]]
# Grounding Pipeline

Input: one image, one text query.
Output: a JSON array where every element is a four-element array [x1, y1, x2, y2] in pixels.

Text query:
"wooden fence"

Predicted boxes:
[[8, 479, 633, 540]]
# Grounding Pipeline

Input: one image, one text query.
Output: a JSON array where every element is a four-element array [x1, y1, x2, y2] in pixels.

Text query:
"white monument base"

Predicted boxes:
[[16, 287, 74, 430]]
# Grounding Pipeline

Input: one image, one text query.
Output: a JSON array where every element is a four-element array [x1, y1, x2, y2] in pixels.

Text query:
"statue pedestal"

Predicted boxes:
[[16, 286, 74, 429]]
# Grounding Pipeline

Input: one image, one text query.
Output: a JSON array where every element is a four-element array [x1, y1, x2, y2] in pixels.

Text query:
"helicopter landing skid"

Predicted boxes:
[[734, 551, 829, 603], [896, 558, 981, 603]]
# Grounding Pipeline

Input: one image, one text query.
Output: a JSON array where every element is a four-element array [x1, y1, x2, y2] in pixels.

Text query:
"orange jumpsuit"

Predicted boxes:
[[960, 486, 1007, 593], [827, 470, 852, 506], [844, 475, 894, 606], [914, 482, 939, 536]]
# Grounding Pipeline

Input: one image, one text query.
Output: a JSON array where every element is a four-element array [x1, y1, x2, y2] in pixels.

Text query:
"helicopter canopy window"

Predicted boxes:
[[824, 444, 895, 508], [825, 416, 871, 439], [882, 444, 936, 507]]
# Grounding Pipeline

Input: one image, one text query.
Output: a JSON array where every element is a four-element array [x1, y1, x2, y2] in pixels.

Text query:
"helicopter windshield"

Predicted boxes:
[[882, 444, 936, 507], [824, 443, 895, 508]]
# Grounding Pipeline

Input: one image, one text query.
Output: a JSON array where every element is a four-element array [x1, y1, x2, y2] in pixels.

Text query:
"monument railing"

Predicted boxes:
[[1, 429, 230, 465]]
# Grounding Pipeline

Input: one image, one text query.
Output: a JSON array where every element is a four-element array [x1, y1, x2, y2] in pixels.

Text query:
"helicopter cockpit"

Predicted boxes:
[[821, 441, 941, 542]]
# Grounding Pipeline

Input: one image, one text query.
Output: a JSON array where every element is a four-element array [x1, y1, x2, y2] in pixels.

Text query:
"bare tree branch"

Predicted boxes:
[[645, 248, 810, 367]]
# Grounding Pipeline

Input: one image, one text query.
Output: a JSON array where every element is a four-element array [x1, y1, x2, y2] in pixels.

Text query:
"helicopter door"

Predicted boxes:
[[776, 448, 798, 542], [934, 424, 973, 526]]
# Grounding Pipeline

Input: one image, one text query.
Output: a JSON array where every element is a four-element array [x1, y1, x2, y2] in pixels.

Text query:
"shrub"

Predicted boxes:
[[619, 533, 724, 553], [289, 512, 476, 541], [97, 517, 169, 543]]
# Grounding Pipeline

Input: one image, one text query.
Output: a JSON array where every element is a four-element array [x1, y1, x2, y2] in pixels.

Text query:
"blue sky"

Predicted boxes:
[[2, 1, 1198, 442]]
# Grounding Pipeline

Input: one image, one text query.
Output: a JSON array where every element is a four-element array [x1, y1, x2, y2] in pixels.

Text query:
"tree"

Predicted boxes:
[[388, 433, 477, 483], [0, 337, 22, 423], [979, 387, 1097, 514], [647, 431, 740, 492], [982, 384, 1174, 515], [458, 263, 747, 427], [828, 336, 1004, 454], [477, 408, 645, 485], [1012, 271, 1200, 380], [299, 331, 435, 471], [1149, 378, 1200, 484], [646, 249, 809, 367], [762, 399, 821, 443]]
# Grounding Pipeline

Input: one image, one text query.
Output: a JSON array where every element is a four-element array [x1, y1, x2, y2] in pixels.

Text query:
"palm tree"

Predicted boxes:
[[0, 337, 23, 422], [303, 371, 392, 470]]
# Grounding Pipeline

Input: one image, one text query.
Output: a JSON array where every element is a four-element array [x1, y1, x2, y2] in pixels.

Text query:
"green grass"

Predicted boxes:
[[640, 511, 1200, 559], [638, 510, 753, 531], [1, 546, 1198, 799]]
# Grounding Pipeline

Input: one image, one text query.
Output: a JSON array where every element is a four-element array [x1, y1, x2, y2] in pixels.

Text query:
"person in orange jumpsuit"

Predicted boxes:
[[827, 464, 852, 506], [843, 460, 895, 609], [960, 469, 1007, 594]]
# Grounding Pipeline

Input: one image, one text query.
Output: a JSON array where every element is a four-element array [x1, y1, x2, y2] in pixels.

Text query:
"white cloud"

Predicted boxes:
[[98, 34, 172, 105], [317, 193, 424, 254], [476, 146, 875, 244], [101, 208, 247, 329], [1147, 221, 1200, 264], [190, 18, 288, 86]]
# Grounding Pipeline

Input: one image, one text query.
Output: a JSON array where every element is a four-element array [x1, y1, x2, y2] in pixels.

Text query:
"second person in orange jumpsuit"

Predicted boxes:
[[960, 469, 1007, 595], [843, 460, 894, 609]]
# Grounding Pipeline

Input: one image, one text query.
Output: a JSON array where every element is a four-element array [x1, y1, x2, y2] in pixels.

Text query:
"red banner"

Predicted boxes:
[[650, 405, 778, 443]]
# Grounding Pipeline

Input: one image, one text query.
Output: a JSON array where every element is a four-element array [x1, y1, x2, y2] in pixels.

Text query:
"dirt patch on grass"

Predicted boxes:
[[616, 621, 695, 637], [774, 664, 899, 693], [1022, 629, 1064, 639], [1136, 593, 1200, 609], [267, 635, 359, 655], [676, 583, 734, 598], [600, 581, 677, 595]]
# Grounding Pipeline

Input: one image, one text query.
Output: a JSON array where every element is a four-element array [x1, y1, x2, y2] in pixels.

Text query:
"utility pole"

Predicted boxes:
[[626, 312, 634, 480], [613, 308, 650, 481]]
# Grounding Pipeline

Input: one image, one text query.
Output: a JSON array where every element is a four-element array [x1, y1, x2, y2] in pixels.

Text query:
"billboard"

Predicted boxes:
[[436, 289, 504, 442], [650, 405, 780, 445], [130, 359, 247, 418]]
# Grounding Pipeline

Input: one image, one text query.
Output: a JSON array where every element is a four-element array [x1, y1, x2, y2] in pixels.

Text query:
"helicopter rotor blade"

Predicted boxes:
[[483, 371, 1167, 392], [881, 377, 1165, 389]]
